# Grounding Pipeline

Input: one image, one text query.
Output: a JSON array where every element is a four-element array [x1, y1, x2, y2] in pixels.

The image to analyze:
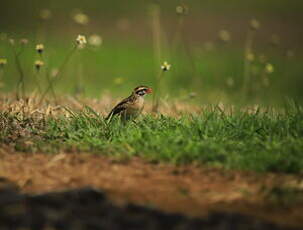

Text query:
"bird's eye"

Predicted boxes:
[[137, 90, 146, 96]]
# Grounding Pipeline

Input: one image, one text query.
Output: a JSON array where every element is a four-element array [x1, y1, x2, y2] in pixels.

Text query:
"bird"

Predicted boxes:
[[105, 86, 152, 122]]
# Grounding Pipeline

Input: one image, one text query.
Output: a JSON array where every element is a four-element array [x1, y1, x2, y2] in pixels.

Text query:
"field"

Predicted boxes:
[[1, 97, 303, 173], [1, 0, 303, 229]]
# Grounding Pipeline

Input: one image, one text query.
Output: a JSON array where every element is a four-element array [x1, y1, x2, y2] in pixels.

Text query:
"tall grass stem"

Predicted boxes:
[[150, 4, 163, 112], [39, 53, 57, 102], [152, 71, 163, 112], [11, 45, 26, 99], [242, 30, 255, 98], [33, 71, 42, 94], [39, 45, 77, 104]]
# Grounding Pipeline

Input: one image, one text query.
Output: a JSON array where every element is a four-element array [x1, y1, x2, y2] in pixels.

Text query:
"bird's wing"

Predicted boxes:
[[105, 96, 133, 120]]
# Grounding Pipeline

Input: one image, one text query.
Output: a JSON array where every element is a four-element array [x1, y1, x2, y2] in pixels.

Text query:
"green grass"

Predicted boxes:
[[265, 186, 303, 206], [1, 103, 303, 173]]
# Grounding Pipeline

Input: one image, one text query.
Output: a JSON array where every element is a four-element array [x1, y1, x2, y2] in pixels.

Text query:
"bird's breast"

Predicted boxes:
[[126, 97, 144, 114]]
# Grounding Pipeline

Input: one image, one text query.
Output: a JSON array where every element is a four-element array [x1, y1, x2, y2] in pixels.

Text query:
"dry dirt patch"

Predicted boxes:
[[0, 149, 303, 228]]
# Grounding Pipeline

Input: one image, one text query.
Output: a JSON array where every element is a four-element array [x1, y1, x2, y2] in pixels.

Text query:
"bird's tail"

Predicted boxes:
[[105, 111, 114, 122]]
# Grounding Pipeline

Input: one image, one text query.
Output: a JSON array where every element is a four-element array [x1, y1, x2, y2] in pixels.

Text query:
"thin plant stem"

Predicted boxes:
[[75, 50, 84, 96], [39, 45, 77, 104], [181, 32, 198, 88], [40, 53, 57, 101], [150, 3, 163, 112], [150, 4, 162, 67], [33, 71, 42, 94], [242, 29, 255, 98], [0, 68, 4, 89], [46, 71, 57, 102], [172, 10, 198, 88], [11, 45, 26, 100], [152, 70, 163, 112], [172, 15, 184, 54]]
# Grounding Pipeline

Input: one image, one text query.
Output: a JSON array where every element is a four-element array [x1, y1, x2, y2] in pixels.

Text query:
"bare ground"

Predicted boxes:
[[1, 147, 303, 228]]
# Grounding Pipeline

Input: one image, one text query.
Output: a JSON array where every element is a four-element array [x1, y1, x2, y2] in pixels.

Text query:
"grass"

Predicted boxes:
[[1, 101, 303, 174], [265, 186, 303, 206]]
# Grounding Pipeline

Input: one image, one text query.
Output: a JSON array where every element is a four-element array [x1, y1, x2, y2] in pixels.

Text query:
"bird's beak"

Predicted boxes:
[[146, 88, 153, 94]]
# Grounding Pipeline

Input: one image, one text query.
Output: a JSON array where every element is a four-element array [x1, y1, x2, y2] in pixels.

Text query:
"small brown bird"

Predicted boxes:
[[106, 86, 152, 121]]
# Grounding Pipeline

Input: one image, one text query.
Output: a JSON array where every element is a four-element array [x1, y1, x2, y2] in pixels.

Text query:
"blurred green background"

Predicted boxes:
[[0, 0, 302, 104]]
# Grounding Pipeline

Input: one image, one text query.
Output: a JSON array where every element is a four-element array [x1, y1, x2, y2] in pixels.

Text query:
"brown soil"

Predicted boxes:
[[1, 147, 303, 228]]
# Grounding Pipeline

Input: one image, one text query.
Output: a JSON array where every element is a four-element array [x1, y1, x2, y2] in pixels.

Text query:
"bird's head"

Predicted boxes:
[[133, 86, 153, 97]]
